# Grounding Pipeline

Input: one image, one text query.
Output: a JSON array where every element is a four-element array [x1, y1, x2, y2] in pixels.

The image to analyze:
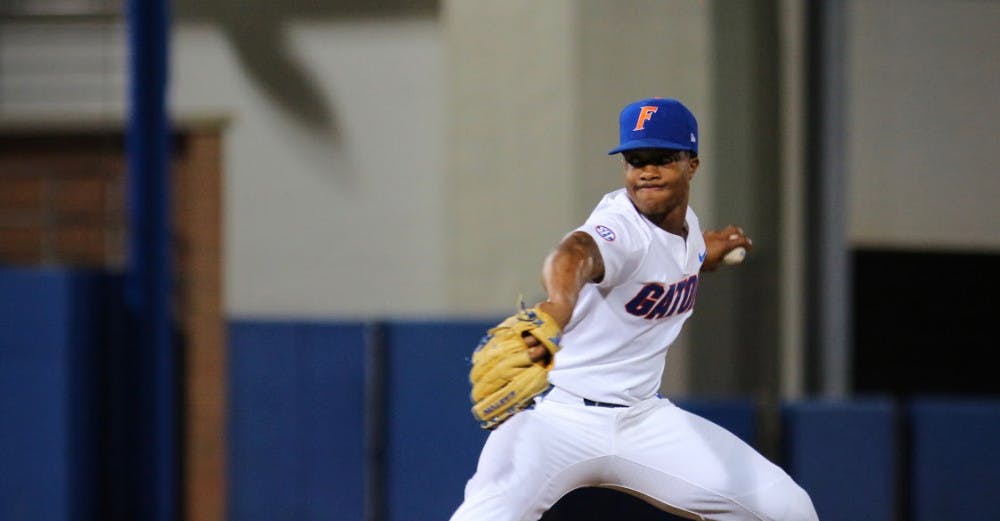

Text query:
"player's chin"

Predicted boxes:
[[632, 192, 673, 215]]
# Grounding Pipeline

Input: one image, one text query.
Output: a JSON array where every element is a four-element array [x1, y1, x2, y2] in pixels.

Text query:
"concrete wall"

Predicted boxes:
[[170, 3, 449, 318], [845, 0, 1000, 251]]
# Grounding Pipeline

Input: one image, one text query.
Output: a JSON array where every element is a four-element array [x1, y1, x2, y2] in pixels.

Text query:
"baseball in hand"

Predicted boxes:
[[723, 234, 746, 265]]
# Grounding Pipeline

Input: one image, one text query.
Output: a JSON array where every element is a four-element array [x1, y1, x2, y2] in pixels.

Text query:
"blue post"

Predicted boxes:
[[125, 0, 175, 519]]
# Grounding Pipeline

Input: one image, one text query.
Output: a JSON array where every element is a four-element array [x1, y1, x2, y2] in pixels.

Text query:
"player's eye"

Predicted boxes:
[[654, 151, 683, 165], [625, 151, 683, 168], [624, 156, 649, 168]]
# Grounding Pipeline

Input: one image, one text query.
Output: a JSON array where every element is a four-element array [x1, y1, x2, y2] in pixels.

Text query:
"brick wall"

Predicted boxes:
[[0, 118, 228, 521], [0, 132, 125, 266]]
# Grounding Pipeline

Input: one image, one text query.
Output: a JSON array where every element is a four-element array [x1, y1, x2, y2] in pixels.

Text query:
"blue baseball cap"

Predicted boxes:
[[608, 97, 698, 155]]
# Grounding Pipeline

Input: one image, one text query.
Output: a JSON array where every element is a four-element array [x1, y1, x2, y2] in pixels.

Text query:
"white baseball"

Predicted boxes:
[[723, 247, 746, 265], [723, 234, 746, 265]]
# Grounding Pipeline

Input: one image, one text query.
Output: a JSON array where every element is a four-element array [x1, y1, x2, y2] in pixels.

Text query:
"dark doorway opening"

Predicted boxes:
[[852, 249, 1000, 397]]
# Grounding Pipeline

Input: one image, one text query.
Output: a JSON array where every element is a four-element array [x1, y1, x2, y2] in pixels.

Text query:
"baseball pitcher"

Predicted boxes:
[[456, 98, 818, 521]]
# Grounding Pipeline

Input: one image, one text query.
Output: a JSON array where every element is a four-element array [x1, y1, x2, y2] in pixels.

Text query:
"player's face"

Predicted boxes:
[[622, 148, 698, 222]]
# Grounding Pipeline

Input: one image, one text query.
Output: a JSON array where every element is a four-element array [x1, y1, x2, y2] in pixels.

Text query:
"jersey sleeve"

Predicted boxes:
[[576, 211, 645, 289]]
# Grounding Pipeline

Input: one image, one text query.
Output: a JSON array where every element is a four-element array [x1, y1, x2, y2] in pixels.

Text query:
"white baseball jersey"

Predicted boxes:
[[549, 188, 706, 405]]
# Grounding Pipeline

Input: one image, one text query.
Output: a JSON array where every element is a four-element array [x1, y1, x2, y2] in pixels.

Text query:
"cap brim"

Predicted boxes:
[[608, 138, 694, 155]]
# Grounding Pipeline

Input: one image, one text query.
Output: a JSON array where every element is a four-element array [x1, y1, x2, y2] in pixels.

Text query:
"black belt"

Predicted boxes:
[[540, 386, 629, 408], [583, 398, 628, 408]]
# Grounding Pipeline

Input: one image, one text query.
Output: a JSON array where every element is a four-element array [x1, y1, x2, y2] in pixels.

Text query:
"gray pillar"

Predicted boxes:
[[807, 0, 850, 398], [688, 1, 784, 400]]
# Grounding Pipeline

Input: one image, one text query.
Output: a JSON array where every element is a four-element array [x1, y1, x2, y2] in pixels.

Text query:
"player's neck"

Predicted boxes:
[[644, 206, 688, 238]]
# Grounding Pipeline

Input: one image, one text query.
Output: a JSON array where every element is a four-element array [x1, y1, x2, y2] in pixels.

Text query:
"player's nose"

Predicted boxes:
[[638, 165, 661, 179]]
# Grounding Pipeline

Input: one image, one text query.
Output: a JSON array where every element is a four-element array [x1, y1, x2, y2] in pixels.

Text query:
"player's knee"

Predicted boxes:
[[769, 481, 818, 521], [743, 475, 817, 521]]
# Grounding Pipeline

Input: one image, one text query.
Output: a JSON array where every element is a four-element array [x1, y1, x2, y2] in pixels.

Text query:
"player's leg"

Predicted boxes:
[[450, 397, 617, 521], [449, 410, 546, 521], [611, 398, 818, 521]]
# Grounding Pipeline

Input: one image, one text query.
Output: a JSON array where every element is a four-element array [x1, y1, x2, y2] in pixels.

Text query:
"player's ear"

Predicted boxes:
[[687, 156, 700, 180]]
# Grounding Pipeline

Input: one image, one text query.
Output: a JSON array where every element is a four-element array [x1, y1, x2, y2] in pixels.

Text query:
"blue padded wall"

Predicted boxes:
[[228, 321, 367, 521], [382, 320, 493, 521], [908, 398, 1000, 521], [0, 268, 105, 521], [782, 399, 896, 521]]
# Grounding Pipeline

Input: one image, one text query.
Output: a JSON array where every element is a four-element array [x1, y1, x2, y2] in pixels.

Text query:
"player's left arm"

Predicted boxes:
[[537, 231, 604, 326], [701, 225, 752, 272], [523, 231, 605, 362]]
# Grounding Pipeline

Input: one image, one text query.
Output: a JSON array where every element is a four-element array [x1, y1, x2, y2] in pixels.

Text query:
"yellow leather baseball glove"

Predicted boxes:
[[470, 305, 562, 430]]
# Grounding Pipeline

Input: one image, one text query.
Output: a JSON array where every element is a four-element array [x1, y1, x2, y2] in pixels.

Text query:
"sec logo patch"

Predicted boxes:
[[595, 225, 616, 241]]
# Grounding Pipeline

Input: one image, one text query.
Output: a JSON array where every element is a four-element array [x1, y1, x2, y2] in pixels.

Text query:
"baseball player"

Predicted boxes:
[[456, 98, 818, 521]]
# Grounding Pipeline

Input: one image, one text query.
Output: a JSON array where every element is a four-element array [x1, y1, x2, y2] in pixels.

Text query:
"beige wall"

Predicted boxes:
[[442, 0, 577, 314], [171, 13, 449, 319], [845, 0, 1000, 251]]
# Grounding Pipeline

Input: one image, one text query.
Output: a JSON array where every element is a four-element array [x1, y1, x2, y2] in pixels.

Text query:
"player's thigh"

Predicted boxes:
[[615, 400, 816, 521], [451, 413, 543, 521], [453, 401, 613, 521]]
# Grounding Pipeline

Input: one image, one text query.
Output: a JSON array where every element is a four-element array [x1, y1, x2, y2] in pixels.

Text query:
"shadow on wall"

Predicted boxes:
[[174, 0, 438, 134]]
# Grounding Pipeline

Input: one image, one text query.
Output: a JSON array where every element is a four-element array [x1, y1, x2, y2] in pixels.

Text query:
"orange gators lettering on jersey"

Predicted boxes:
[[624, 274, 699, 320], [633, 106, 659, 131]]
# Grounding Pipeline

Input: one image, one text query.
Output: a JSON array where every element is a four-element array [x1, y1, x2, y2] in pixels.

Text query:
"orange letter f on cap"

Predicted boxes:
[[633, 106, 659, 131]]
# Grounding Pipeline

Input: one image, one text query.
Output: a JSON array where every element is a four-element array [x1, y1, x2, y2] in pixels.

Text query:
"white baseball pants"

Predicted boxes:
[[450, 387, 818, 521]]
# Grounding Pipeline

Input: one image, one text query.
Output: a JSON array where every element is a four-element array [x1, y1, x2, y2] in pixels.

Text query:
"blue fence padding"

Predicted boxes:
[[782, 399, 896, 521], [228, 321, 367, 521], [675, 397, 757, 446], [382, 320, 494, 521], [0, 268, 105, 521], [908, 398, 1000, 521]]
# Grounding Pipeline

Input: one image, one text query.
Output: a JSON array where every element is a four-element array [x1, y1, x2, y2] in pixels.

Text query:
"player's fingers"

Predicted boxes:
[[528, 345, 549, 363], [714, 225, 742, 242], [719, 224, 742, 237], [726, 227, 753, 250], [522, 334, 550, 363]]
